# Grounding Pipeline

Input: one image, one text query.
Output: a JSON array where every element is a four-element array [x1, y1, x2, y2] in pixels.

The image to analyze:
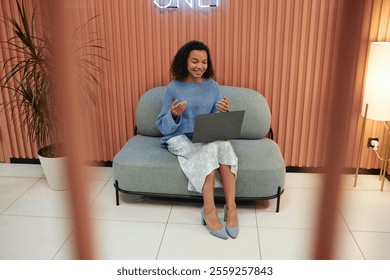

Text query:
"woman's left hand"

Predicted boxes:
[[216, 96, 230, 112]]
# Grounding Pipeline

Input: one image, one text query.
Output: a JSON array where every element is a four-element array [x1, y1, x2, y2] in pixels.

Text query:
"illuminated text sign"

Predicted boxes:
[[153, 0, 219, 9]]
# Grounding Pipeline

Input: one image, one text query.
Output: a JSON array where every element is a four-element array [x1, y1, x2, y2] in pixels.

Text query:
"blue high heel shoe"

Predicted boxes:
[[201, 208, 229, 240], [224, 205, 239, 239]]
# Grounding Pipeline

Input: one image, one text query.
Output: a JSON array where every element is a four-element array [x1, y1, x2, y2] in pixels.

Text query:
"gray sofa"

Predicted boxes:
[[113, 86, 286, 212]]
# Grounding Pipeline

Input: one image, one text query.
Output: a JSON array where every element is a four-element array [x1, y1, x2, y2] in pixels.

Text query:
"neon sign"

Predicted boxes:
[[153, 0, 219, 9]]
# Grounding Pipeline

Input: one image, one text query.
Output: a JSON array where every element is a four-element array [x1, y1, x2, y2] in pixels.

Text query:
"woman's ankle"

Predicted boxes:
[[225, 205, 238, 227]]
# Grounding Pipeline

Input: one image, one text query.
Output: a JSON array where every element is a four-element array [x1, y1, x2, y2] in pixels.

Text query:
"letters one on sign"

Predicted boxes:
[[153, 0, 219, 9]]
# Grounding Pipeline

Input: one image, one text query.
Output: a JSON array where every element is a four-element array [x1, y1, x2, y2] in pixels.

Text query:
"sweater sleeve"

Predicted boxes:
[[211, 83, 223, 113], [156, 87, 182, 135]]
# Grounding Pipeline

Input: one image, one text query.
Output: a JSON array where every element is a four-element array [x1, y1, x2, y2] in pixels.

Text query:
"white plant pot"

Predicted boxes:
[[38, 152, 69, 191]]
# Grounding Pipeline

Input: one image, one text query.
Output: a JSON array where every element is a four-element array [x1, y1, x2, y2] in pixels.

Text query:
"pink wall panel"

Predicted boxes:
[[0, 0, 389, 174]]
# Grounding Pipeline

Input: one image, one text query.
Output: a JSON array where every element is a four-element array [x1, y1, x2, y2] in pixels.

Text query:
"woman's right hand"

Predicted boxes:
[[171, 99, 187, 117]]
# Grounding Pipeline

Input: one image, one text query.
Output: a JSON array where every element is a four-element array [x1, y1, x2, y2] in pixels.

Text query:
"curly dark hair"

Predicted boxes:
[[170, 40, 215, 81]]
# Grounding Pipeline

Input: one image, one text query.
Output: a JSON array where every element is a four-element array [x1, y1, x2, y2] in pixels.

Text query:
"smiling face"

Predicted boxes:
[[186, 50, 208, 82]]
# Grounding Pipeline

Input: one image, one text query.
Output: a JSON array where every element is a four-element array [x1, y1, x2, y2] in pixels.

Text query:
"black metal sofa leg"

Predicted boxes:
[[276, 186, 281, 213], [114, 180, 120, 206]]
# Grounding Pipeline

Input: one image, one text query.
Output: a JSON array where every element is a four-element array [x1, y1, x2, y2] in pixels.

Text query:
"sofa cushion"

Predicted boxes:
[[230, 139, 285, 198], [113, 135, 189, 195], [135, 86, 165, 137], [113, 135, 285, 198], [136, 86, 271, 139], [220, 87, 271, 139]]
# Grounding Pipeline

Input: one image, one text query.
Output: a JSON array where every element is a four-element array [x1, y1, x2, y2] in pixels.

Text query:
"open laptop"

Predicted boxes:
[[192, 110, 245, 143]]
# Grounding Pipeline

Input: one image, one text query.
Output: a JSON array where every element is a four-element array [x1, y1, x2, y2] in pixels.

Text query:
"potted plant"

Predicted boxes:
[[0, 1, 105, 190]]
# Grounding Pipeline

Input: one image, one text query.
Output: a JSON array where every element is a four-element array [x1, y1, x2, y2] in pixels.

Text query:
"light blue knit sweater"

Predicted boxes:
[[156, 79, 222, 147]]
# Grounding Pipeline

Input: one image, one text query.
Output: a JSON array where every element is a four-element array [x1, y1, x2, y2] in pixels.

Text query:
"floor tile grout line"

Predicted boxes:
[[155, 199, 175, 260], [52, 216, 169, 260], [247, 224, 390, 235], [1, 177, 110, 219], [337, 208, 366, 260], [1, 213, 173, 225], [0, 177, 42, 215], [52, 228, 76, 260], [88, 179, 112, 206], [254, 202, 262, 260], [348, 231, 367, 260], [165, 222, 258, 227], [0, 176, 44, 179], [89, 217, 167, 225], [0, 213, 72, 220], [348, 229, 390, 234]]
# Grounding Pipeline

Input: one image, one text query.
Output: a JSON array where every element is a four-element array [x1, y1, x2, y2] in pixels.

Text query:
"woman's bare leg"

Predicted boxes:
[[219, 164, 238, 227], [202, 170, 223, 230]]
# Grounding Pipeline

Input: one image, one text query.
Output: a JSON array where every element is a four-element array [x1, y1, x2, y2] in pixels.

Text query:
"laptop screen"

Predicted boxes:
[[192, 110, 245, 143]]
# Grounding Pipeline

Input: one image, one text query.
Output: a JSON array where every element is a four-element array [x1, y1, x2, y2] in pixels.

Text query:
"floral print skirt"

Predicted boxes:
[[166, 134, 238, 193]]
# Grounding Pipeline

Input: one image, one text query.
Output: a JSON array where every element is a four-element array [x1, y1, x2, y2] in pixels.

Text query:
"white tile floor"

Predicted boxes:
[[1, 163, 390, 260]]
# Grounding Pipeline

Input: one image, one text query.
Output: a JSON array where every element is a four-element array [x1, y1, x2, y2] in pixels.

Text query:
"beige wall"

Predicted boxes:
[[0, 0, 389, 173]]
